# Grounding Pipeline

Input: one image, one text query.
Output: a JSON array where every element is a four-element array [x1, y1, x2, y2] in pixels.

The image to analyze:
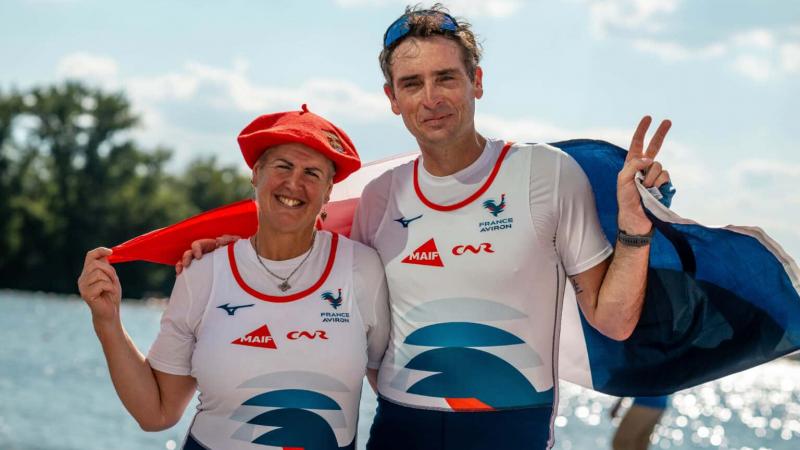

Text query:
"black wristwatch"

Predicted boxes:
[[617, 227, 654, 247]]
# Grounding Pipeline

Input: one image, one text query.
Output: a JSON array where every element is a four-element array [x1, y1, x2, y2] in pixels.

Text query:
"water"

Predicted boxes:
[[1, 290, 798, 450]]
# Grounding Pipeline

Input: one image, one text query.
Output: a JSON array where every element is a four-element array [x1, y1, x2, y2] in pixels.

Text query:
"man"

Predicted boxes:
[[353, 6, 669, 450], [181, 5, 672, 450]]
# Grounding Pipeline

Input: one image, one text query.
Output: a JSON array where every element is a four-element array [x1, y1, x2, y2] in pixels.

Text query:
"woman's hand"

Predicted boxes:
[[78, 247, 122, 325]]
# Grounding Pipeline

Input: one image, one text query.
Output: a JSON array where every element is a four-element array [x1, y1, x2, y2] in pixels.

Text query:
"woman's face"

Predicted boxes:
[[252, 143, 335, 237]]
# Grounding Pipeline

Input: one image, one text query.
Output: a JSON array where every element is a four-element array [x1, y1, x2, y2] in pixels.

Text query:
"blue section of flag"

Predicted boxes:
[[552, 139, 800, 396]]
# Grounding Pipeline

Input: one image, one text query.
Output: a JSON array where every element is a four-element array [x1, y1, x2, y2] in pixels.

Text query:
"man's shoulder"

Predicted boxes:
[[362, 158, 414, 197], [342, 235, 382, 265], [514, 142, 570, 162]]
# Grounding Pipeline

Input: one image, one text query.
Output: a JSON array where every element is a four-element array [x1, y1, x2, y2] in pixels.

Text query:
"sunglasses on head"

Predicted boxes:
[[383, 11, 459, 49]]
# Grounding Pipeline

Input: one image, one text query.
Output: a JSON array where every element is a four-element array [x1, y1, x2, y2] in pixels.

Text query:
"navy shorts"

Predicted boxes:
[[366, 397, 554, 450], [183, 434, 207, 450]]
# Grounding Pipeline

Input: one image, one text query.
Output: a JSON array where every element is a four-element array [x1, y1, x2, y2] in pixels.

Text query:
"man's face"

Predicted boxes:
[[384, 36, 483, 148], [252, 143, 334, 237]]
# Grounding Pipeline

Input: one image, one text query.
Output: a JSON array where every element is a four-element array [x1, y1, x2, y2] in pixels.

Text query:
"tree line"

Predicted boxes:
[[0, 81, 252, 298]]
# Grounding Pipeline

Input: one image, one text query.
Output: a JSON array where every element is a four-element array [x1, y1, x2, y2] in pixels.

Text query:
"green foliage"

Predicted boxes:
[[0, 81, 250, 298]]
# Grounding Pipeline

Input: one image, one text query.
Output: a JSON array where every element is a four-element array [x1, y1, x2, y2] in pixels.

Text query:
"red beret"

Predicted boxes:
[[237, 104, 361, 183]]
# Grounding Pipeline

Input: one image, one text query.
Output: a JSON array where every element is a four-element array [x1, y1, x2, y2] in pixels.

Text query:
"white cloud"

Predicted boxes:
[[732, 29, 776, 49], [780, 43, 800, 73], [631, 39, 727, 62], [581, 1, 799, 82], [732, 54, 773, 81], [52, 52, 394, 168], [729, 159, 800, 188], [56, 52, 118, 84], [586, 0, 680, 37], [627, 28, 800, 81], [333, 0, 524, 18]]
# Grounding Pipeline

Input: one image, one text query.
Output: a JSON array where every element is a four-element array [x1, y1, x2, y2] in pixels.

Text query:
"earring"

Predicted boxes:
[[320, 210, 328, 221]]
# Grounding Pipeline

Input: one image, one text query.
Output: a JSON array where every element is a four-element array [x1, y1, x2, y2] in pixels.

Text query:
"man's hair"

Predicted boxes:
[[379, 3, 482, 89]]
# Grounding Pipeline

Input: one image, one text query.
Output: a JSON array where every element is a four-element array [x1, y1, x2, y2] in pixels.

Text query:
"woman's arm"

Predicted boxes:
[[79, 247, 196, 431]]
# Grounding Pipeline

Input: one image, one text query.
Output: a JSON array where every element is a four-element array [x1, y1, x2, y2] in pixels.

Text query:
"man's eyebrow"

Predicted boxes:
[[397, 68, 461, 84], [397, 74, 422, 84], [434, 68, 459, 77]]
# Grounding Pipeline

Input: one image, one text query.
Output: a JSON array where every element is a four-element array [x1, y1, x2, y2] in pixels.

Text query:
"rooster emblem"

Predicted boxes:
[[321, 289, 343, 309], [482, 194, 506, 217]]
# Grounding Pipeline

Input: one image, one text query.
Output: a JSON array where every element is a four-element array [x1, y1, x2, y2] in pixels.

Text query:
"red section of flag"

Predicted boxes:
[[402, 238, 444, 267], [445, 397, 494, 411], [232, 325, 278, 349], [107, 197, 359, 266]]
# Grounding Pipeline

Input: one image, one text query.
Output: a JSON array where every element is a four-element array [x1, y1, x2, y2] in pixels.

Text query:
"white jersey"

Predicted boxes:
[[352, 139, 611, 413], [147, 232, 389, 450]]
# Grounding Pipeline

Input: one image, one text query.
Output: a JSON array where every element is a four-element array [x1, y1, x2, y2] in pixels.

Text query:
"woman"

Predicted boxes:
[[78, 105, 389, 450]]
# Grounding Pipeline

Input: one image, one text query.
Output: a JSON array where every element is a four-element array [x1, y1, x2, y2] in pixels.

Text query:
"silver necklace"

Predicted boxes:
[[252, 232, 316, 292]]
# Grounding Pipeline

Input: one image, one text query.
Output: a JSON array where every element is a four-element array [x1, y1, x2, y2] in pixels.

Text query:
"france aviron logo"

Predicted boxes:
[[482, 194, 506, 217], [321, 289, 343, 309]]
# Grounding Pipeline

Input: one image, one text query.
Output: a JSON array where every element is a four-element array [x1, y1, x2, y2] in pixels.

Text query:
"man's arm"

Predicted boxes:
[[572, 116, 671, 341]]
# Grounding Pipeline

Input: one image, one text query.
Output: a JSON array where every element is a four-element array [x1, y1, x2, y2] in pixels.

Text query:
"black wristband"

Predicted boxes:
[[617, 227, 654, 247]]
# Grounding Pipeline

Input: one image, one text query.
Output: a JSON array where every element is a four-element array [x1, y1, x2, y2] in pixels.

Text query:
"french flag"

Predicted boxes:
[[108, 140, 800, 396]]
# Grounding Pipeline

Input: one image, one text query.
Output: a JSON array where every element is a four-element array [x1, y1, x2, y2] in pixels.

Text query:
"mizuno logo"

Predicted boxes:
[[232, 325, 277, 349], [395, 214, 423, 228], [452, 243, 495, 255], [217, 303, 255, 316], [402, 238, 444, 267], [287, 330, 329, 340], [482, 194, 506, 217]]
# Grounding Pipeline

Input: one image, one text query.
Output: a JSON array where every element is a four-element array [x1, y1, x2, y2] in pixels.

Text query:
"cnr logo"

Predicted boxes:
[[451, 243, 495, 256], [287, 330, 329, 340]]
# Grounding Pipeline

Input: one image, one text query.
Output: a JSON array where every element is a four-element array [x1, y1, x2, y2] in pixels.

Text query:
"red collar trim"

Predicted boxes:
[[413, 142, 513, 212], [227, 233, 339, 302]]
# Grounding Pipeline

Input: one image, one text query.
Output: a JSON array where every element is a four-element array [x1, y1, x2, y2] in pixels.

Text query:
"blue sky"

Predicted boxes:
[[2, 0, 799, 259]]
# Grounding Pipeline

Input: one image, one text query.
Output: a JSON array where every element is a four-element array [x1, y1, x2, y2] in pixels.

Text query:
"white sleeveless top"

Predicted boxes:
[[352, 139, 611, 413], [148, 232, 389, 450]]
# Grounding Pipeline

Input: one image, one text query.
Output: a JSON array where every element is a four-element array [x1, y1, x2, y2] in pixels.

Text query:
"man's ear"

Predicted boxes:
[[473, 66, 484, 100], [384, 83, 401, 115]]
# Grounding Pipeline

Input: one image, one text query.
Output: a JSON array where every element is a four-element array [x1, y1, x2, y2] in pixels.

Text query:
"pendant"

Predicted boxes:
[[278, 280, 291, 292]]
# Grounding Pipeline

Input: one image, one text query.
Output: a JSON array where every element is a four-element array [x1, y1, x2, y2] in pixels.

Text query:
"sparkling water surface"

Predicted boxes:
[[1, 291, 797, 450]]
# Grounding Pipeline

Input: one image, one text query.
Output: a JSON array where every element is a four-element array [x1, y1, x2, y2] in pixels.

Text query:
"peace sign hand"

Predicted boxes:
[[616, 116, 672, 235]]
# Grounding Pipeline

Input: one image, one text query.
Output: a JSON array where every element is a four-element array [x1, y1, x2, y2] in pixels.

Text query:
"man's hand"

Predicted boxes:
[[175, 235, 241, 274], [617, 116, 672, 234]]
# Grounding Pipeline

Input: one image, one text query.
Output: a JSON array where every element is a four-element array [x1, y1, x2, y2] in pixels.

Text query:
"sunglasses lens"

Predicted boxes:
[[383, 16, 410, 48], [383, 12, 458, 48]]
